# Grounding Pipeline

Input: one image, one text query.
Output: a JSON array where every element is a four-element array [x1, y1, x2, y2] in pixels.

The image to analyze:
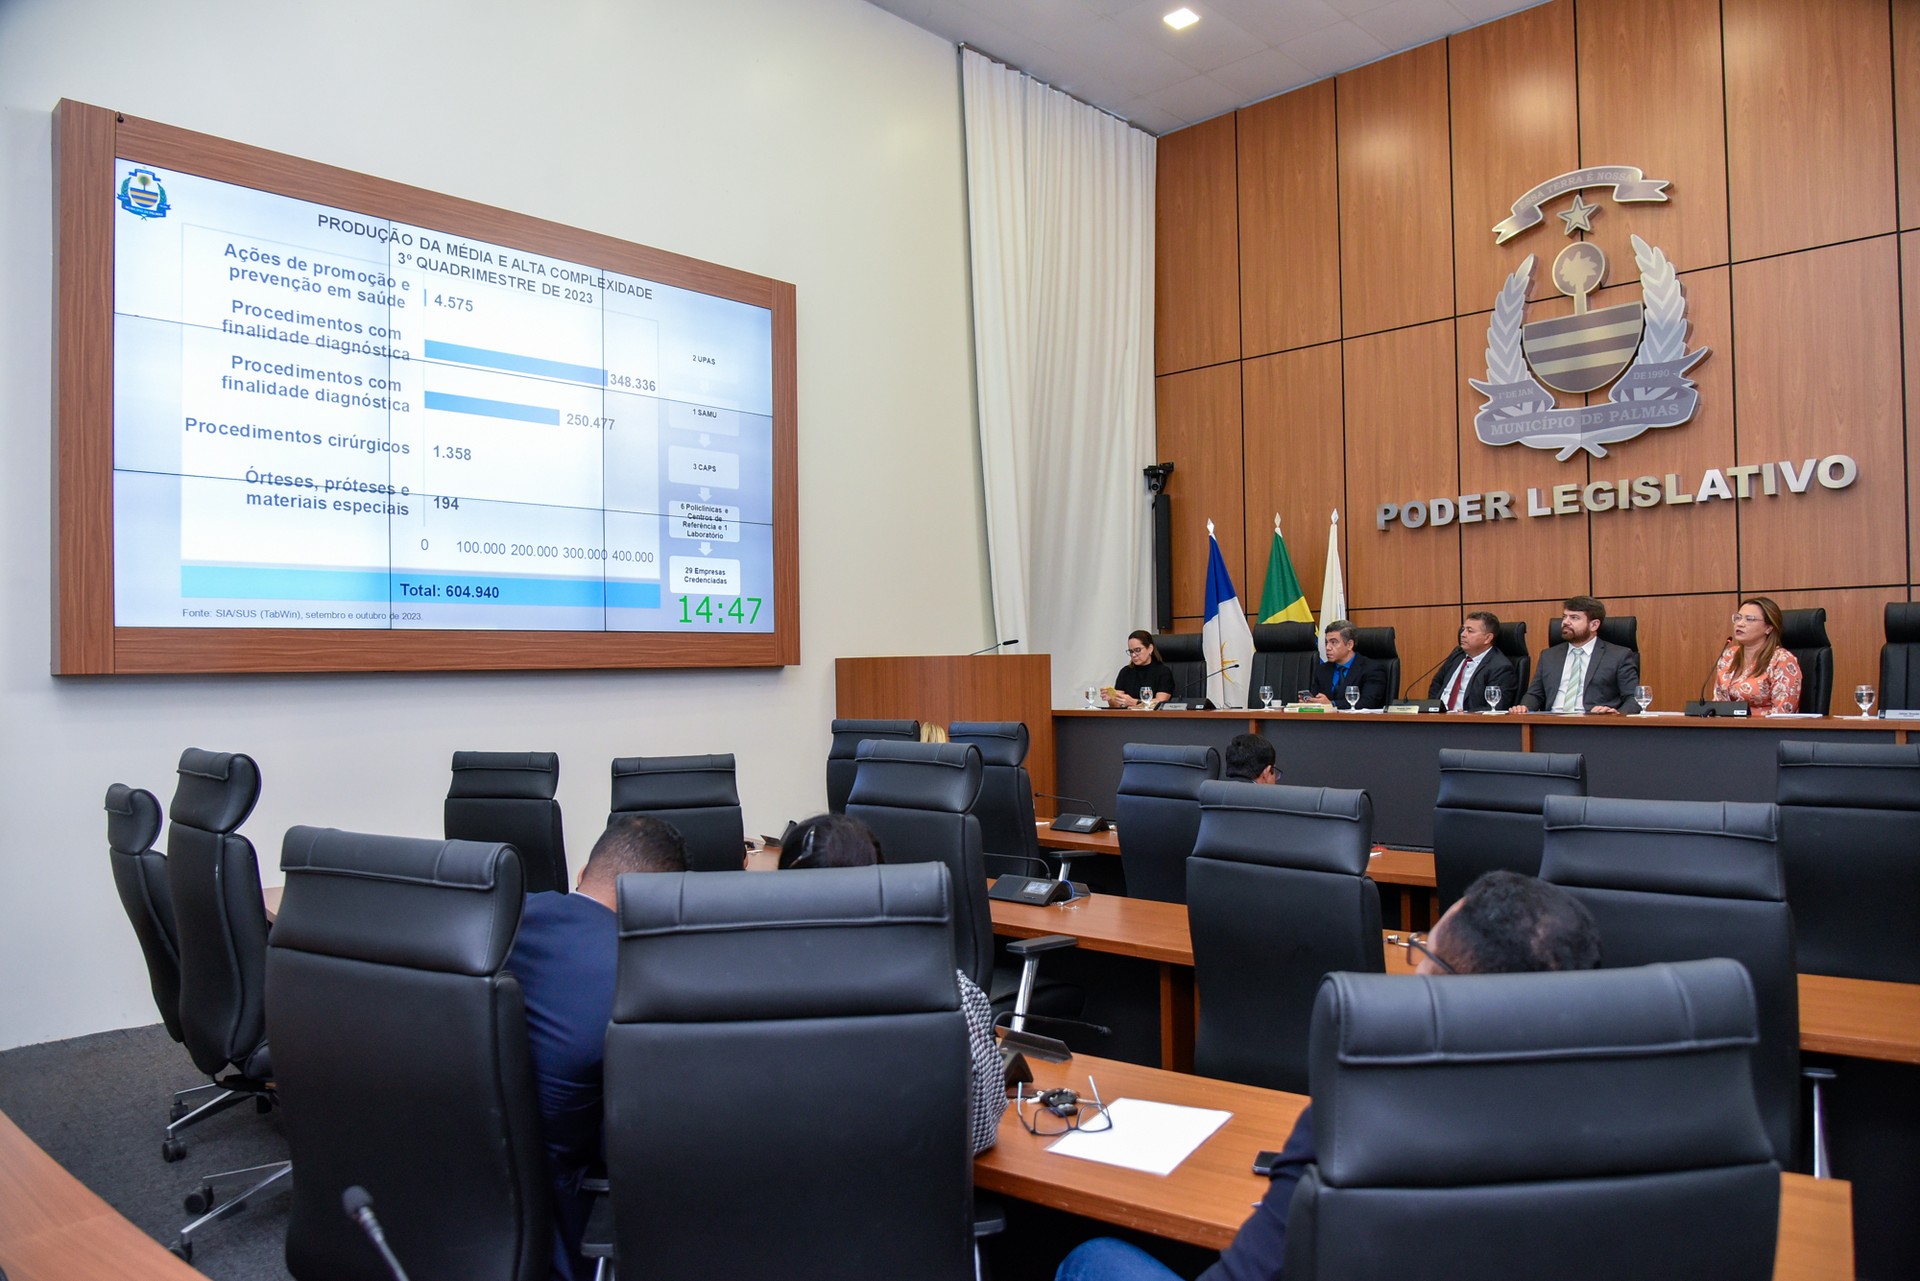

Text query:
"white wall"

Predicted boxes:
[[0, 0, 992, 1049]]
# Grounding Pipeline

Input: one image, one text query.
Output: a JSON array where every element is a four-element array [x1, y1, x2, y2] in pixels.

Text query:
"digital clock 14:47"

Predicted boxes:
[[678, 595, 762, 625]]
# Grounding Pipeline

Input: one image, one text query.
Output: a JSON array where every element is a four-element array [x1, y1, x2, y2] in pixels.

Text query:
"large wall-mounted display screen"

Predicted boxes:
[[55, 102, 797, 673]]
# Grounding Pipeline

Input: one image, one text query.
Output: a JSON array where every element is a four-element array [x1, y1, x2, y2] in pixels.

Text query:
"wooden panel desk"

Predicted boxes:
[[0, 1108, 202, 1279], [973, 1052, 1853, 1279]]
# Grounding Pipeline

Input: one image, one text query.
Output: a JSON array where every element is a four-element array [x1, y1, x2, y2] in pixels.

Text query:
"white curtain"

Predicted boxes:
[[961, 48, 1157, 706]]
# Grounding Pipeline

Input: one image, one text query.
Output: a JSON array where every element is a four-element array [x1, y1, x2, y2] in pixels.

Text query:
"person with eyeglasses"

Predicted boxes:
[[1054, 871, 1600, 1281], [1104, 630, 1175, 709], [777, 813, 1007, 1155], [1708, 596, 1802, 715]]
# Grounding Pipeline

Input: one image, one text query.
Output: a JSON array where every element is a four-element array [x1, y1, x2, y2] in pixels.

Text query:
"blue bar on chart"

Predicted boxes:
[[423, 340, 605, 386]]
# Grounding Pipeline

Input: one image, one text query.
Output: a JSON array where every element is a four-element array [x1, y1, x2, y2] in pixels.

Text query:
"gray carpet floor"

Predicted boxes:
[[0, 1023, 294, 1281]]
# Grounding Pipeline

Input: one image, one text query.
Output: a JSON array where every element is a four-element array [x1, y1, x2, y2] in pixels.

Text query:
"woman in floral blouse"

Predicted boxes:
[[1711, 596, 1802, 715]]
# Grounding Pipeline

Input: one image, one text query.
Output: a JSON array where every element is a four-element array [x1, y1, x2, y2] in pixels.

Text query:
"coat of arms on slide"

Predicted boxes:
[[1470, 167, 1708, 461]]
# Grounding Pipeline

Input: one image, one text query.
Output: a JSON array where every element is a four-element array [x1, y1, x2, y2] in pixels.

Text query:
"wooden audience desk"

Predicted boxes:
[[973, 1052, 1852, 1279], [0, 1108, 201, 1279], [988, 894, 1920, 1070]]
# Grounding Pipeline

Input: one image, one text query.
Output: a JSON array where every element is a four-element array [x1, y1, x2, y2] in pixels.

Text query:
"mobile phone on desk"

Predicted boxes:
[[1253, 1150, 1286, 1177]]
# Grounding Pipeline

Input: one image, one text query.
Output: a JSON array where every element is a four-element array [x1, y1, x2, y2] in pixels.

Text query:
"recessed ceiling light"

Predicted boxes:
[[1164, 8, 1200, 31]]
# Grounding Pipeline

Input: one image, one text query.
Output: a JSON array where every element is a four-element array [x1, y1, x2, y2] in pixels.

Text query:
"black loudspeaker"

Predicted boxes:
[[1152, 491, 1172, 632]]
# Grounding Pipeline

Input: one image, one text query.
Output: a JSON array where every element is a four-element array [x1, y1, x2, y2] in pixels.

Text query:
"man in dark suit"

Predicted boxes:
[[1427, 611, 1520, 713], [1520, 595, 1638, 714], [1305, 620, 1388, 709], [1053, 871, 1601, 1281]]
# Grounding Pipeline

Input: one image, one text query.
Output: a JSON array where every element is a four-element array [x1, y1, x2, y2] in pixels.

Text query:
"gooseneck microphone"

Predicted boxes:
[[1034, 791, 1098, 816], [343, 1186, 413, 1281], [969, 638, 1021, 655], [1181, 661, 1240, 700], [1403, 647, 1460, 699], [1699, 636, 1735, 703]]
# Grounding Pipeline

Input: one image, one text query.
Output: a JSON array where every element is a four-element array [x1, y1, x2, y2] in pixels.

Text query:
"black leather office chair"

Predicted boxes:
[[1776, 741, 1920, 982], [1431, 749, 1586, 911], [1540, 795, 1800, 1168], [162, 748, 287, 1259], [1880, 602, 1920, 711], [1286, 961, 1780, 1280], [608, 754, 743, 873], [445, 750, 568, 893], [1250, 622, 1318, 701], [603, 864, 974, 1279], [846, 741, 993, 990], [1495, 620, 1531, 693], [1114, 743, 1221, 903], [1153, 632, 1208, 702], [1780, 608, 1833, 716], [1188, 781, 1381, 1093], [948, 721, 1043, 880], [826, 719, 921, 813], [268, 827, 548, 1281], [1599, 613, 1638, 653], [1353, 626, 1399, 698]]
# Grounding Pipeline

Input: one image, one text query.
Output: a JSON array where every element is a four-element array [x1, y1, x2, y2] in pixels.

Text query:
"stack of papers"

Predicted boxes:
[[1046, 1098, 1232, 1176]]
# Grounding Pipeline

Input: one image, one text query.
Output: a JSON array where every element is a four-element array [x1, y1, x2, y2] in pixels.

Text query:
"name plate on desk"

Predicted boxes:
[[1686, 700, 1750, 717], [1388, 700, 1445, 714], [1160, 699, 1215, 711], [1883, 709, 1920, 720]]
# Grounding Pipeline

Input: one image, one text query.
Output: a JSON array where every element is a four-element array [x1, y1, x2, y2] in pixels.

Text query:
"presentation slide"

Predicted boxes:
[[111, 160, 775, 633]]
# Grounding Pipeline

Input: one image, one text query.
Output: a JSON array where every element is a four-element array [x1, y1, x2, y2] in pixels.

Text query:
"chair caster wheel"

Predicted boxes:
[[168, 1101, 187, 1121], [169, 1241, 193, 1262], [184, 1185, 215, 1214], [162, 1138, 186, 1162], [255, 1095, 273, 1114]]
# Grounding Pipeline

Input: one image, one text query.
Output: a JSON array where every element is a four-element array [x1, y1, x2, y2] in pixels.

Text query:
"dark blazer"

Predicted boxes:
[[1310, 653, 1389, 709], [1522, 638, 1640, 712], [1427, 647, 1520, 712], [1200, 1105, 1315, 1281]]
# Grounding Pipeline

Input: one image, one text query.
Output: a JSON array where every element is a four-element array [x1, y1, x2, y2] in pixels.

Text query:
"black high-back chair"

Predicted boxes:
[[1188, 781, 1381, 1093], [1353, 626, 1399, 698], [1114, 743, 1221, 903], [1541, 795, 1799, 1168], [1153, 632, 1207, 702], [1879, 602, 1920, 711], [1250, 622, 1319, 701], [1780, 608, 1833, 716], [1495, 620, 1531, 693], [604, 864, 973, 1279], [1776, 741, 1920, 982], [609, 754, 743, 873], [1599, 613, 1638, 653], [846, 741, 992, 990], [1431, 749, 1586, 911], [269, 828, 548, 1281], [826, 719, 921, 813], [445, 750, 567, 893], [1286, 961, 1780, 1281], [107, 784, 178, 1041], [948, 721, 1041, 879]]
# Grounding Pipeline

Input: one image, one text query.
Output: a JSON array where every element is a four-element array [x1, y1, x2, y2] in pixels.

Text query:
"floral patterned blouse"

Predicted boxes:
[[1712, 645, 1802, 715]]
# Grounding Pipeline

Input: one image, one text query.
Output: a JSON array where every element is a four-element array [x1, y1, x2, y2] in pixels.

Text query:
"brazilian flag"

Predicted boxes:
[[1259, 516, 1313, 624]]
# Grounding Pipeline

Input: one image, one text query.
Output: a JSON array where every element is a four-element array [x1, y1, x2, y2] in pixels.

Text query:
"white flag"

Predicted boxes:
[[1317, 510, 1346, 662]]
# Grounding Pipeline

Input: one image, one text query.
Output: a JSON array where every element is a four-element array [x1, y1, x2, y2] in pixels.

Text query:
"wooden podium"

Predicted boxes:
[[834, 653, 1056, 812]]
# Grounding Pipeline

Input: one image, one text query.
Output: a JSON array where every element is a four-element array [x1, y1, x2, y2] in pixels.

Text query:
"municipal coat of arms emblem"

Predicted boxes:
[[1470, 167, 1708, 460]]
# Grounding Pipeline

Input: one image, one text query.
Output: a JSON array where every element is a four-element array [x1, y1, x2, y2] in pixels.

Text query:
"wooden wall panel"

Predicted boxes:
[[1724, 0, 1897, 261], [1455, 298, 1592, 604], [1337, 43, 1455, 337], [1576, 0, 1730, 282], [1449, 0, 1578, 309], [1590, 267, 1739, 598], [1607, 592, 1738, 712], [1475, 597, 1569, 682], [1243, 345, 1344, 608], [1906, 233, 1920, 583], [1156, 114, 1240, 375], [1344, 321, 1462, 609], [1156, 365, 1246, 621], [1750, 586, 1899, 710], [1897, 0, 1920, 230], [1733, 237, 1905, 588], [1238, 83, 1340, 357], [1351, 604, 1459, 699]]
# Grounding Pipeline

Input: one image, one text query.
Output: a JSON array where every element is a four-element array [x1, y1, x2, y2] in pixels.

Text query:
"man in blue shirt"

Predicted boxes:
[[1055, 872, 1600, 1281], [1304, 620, 1389, 709], [507, 814, 687, 1281]]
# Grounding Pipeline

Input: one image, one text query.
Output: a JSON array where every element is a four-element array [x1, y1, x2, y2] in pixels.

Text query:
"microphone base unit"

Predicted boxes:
[[1048, 813, 1108, 834], [988, 876, 1091, 905]]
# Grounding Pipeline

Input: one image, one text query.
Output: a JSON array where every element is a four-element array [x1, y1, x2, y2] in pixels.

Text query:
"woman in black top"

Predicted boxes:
[[1106, 630, 1174, 708]]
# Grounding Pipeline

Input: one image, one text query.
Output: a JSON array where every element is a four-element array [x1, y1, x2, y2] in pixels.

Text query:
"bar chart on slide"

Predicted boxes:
[[110, 160, 775, 632]]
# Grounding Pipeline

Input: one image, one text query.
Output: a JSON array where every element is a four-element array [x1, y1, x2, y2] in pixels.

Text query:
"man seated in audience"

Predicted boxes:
[[506, 814, 688, 1281], [1054, 871, 1601, 1281], [779, 812, 1008, 1154], [1223, 732, 1280, 784]]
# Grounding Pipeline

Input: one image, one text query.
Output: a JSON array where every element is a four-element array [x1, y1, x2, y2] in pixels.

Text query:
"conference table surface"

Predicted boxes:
[[974, 1051, 1852, 1279]]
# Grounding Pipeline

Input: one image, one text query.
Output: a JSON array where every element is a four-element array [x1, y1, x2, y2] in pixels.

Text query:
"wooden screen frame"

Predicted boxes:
[[53, 100, 799, 674]]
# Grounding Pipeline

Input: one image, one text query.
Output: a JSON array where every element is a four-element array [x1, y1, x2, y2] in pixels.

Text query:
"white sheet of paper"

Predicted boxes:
[[1045, 1097, 1232, 1176]]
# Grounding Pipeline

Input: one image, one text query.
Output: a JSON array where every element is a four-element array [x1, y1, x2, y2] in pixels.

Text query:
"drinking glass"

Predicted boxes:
[[1083, 684, 1100, 709], [1259, 685, 1274, 710], [1635, 685, 1653, 714], [1345, 686, 1360, 711], [1484, 684, 1503, 713], [1856, 684, 1876, 718], [1138, 686, 1153, 710]]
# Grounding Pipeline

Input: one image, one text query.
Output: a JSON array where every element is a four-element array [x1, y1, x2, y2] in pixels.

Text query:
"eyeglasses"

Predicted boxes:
[[1126, 646, 1147, 656], [1731, 613, 1765, 625], [1386, 932, 1455, 974], [1013, 1077, 1112, 1136]]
